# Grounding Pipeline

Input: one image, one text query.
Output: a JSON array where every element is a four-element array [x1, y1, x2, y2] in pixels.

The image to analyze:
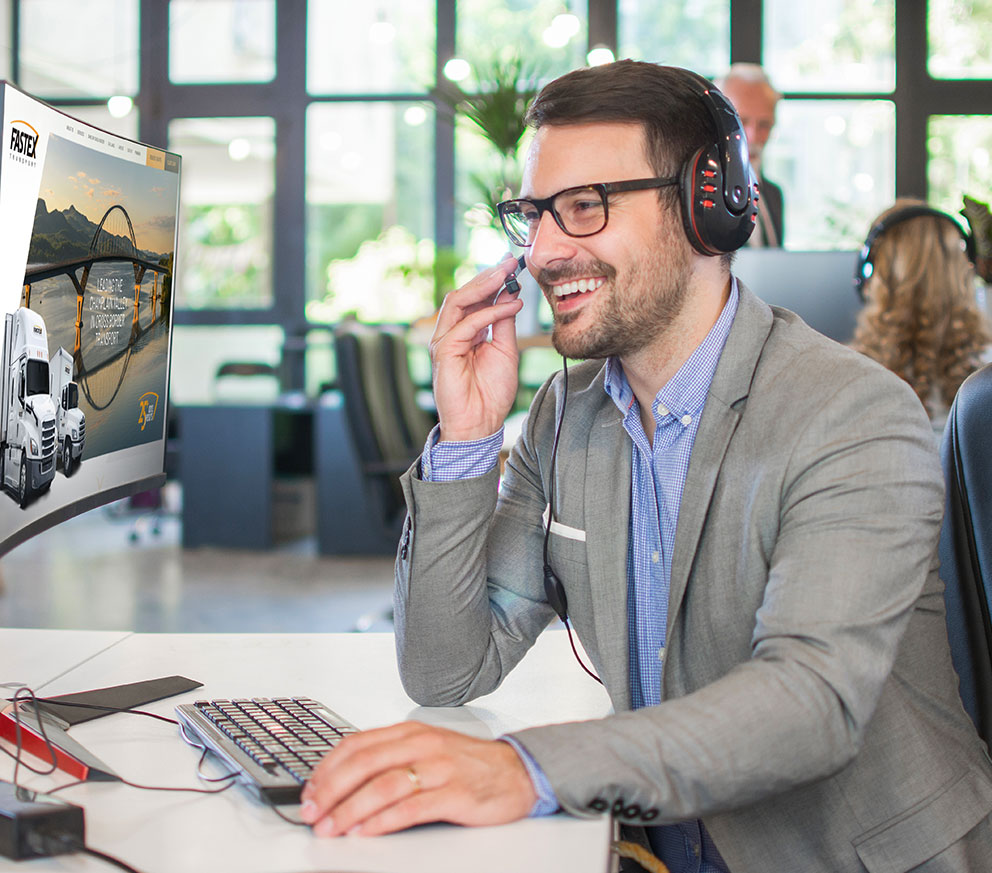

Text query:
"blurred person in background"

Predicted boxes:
[[717, 63, 784, 247], [851, 198, 992, 430]]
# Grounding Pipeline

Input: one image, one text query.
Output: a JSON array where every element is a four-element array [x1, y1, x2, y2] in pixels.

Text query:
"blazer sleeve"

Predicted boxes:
[[393, 378, 561, 706], [507, 364, 945, 823]]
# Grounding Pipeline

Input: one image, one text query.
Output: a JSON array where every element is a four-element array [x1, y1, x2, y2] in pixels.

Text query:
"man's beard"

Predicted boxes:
[[538, 224, 692, 361]]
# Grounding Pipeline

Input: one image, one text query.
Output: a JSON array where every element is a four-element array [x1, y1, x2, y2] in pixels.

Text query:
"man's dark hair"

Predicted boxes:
[[525, 60, 716, 186]]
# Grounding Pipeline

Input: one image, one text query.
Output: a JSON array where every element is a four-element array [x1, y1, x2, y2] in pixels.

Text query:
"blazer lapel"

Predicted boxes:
[[582, 395, 633, 709], [666, 285, 774, 647]]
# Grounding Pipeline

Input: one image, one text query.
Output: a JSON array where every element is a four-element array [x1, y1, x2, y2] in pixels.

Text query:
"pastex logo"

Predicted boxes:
[[9, 120, 39, 166], [138, 392, 159, 431]]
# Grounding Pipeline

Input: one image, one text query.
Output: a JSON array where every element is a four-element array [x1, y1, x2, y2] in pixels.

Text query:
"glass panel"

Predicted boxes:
[[168, 117, 275, 309], [929, 0, 992, 79], [307, 0, 435, 94], [763, 99, 895, 250], [170, 0, 276, 84], [305, 102, 435, 323], [928, 116, 992, 217], [456, 0, 588, 81], [764, 0, 894, 93], [170, 326, 283, 405], [20, 0, 138, 98], [618, 0, 729, 76], [65, 104, 140, 143]]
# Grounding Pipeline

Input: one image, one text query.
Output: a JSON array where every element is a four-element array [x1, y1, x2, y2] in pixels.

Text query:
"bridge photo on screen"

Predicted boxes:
[[0, 81, 180, 551], [24, 132, 176, 460]]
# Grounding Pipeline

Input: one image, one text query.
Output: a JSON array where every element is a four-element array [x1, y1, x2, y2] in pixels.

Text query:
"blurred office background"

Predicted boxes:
[[0, 0, 990, 631]]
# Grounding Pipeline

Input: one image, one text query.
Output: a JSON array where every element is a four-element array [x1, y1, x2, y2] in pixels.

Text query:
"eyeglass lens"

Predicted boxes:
[[502, 186, 606, 246]]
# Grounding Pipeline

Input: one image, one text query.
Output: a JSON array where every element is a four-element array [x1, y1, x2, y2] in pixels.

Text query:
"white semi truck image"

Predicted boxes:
[[1, 307, 57, 507], [49, 347, 85, 476]]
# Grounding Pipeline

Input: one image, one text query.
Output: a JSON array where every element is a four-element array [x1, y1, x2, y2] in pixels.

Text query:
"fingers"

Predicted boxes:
[[299, 723, 536, 838], [433, 255, 522, 341]]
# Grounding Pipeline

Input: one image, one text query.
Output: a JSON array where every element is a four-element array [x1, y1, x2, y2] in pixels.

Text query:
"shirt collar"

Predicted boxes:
[[604, 277, 740, 421]]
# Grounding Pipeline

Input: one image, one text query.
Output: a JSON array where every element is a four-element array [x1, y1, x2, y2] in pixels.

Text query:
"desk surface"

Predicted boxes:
[[1, 630, 614, 873]]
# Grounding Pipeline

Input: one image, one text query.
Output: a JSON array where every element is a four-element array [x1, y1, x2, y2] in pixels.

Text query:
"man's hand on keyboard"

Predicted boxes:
[[298, 721, 537, 836]]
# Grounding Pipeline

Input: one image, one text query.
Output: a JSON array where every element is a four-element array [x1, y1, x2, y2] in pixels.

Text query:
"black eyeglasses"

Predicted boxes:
[[496, 177, 678, 247]]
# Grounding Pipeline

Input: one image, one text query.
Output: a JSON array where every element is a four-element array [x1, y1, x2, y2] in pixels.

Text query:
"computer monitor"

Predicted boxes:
[[0, 82, 180, 556], [733, 248, 863, 344]]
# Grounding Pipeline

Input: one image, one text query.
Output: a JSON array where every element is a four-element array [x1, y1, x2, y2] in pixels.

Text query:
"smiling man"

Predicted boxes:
[[300, 62, 992, 873]]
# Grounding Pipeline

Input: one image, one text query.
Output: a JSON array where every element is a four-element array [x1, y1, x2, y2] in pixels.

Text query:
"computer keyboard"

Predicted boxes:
[[175, 697, 359, 804]]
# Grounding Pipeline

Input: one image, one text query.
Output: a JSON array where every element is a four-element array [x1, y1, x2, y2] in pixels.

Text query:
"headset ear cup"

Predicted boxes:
[[680, 145, 710, 255], [680, 143, 757, 256]]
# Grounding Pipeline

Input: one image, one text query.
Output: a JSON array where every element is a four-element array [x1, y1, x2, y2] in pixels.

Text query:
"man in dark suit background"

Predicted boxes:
[[718, 63, 784, 247]]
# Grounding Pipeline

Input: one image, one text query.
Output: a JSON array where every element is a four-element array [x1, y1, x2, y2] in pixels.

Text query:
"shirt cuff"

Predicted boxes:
[[420, 423, 504, 482], [501, 736, 560, 817]]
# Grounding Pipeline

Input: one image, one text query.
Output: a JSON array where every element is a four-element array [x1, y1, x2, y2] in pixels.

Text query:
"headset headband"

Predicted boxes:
[[853, 205, 975, 300], [677, 70, 758, 255]]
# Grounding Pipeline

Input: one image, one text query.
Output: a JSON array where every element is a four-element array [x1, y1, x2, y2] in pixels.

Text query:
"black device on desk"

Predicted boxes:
[[175, 697, 360, 804]]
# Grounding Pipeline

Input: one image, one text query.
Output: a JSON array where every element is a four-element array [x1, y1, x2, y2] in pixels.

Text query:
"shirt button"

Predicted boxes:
[[651, 551, 659, 563], [657, 404, 669, 416], [658, 646, 665, 662], [681, 414, 692, 426], [693, 842, 701, 857]]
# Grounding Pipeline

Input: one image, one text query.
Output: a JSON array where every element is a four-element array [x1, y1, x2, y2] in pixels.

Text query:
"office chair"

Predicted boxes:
[[380, 326, 437, 452], [938, 362, 992, 749], [330, 324, 416, 530]]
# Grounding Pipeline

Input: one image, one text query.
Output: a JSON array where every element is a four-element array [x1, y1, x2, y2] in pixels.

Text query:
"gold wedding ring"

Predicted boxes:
[[405, 765, 422, 793]]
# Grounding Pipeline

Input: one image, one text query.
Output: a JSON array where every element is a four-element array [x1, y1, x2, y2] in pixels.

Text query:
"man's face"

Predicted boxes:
[[521, 122, 693, 361], [720, 79, 777, 166]]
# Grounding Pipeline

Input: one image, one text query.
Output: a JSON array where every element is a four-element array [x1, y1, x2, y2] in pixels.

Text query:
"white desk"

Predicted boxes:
[[0, 628, 130, 691], [1, 630, 614, 873]]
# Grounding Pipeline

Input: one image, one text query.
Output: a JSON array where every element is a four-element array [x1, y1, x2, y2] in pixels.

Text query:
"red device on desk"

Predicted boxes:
[[0, 705, 118, 781]]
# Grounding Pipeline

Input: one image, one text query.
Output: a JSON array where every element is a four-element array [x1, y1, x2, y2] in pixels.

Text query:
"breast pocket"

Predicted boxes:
[[543, 504, 590, 587]]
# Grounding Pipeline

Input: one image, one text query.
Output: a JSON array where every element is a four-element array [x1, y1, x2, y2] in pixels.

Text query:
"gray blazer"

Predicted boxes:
[[395, 285, 992, 872]]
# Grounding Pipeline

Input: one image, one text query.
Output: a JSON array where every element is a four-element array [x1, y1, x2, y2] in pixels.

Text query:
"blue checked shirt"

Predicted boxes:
[[423, 281, 740, 873]]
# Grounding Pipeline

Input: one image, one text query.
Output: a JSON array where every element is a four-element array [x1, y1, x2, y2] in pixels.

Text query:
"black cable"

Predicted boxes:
[[541, 357, 603, 685], [1, 686, 59, 783], [542, 356, 568, 573], [43, 835, 144, 873], [114, 774, 237, 795], [80, 846, 143, 873]]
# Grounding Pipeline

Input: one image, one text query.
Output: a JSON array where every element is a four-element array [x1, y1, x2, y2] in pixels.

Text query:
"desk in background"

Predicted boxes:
[[0, 629, 614, 873], [179, 402, 315, 550]]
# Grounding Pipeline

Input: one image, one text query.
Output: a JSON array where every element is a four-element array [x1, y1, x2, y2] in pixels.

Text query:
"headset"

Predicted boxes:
[[678, 73, 759, 256], [853, 205, 976, 301]]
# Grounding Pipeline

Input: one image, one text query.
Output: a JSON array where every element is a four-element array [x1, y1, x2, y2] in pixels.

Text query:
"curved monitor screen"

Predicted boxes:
[[0, 82, 179, 556]]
